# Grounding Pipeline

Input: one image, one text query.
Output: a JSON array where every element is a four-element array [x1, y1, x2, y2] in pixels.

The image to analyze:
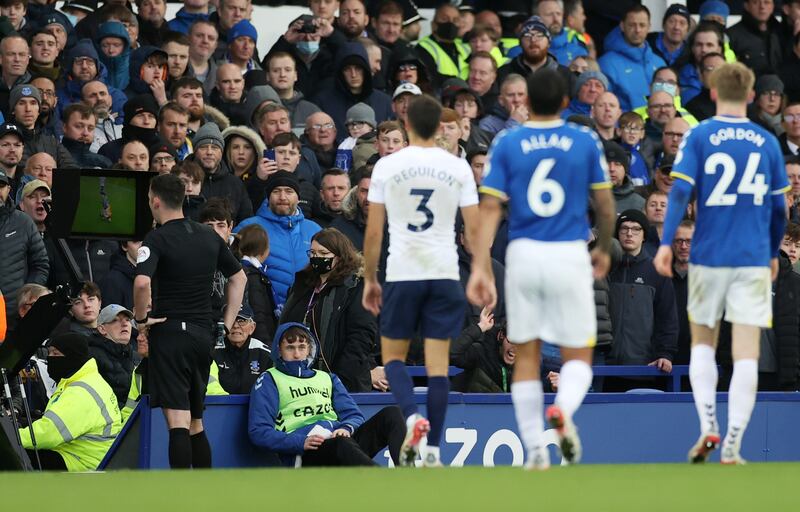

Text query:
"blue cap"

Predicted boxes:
[[699, 0, 729, 21], [518, 16, 550, 40], [228, 19, 258, 44]]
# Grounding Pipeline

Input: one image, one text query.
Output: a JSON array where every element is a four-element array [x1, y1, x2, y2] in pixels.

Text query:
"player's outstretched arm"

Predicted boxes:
[[590, 187, 616, 279], [466, 197, 501, 308], [223, 270, 247, 331], [362, 202, 386, 316]]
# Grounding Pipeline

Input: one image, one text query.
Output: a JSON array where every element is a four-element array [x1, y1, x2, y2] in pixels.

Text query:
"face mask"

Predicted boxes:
[[310, 256, 334, 274], [435, 22, 459, 41], [47, 356, 80, 382], [296, 40, 320, 55], [652, 81, 678, 98], [64, 13, 78, 27]]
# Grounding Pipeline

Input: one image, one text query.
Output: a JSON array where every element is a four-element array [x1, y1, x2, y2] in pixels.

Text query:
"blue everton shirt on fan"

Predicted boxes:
[[665, 116, 790, 267], [480, 120, 611, 242]]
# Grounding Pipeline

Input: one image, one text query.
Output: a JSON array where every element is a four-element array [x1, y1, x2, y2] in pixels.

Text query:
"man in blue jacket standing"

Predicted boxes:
[[234, 171, 321, 309], [248, 323, 405, 466], [598, 4, 666, 112]]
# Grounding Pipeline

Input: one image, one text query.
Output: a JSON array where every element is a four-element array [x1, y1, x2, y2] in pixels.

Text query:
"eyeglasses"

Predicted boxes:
[[307, 249, 334, 258], [39, 90, 55, 98], [619, 226, 643, 234], [521, 32, 547, 41], [310, 123, 334, 131], [0, 142, 24, 150], [784, 114, 800, 123], [398, 64, 417, 71], [152, 156, 175, 164], [234, 317, 253, 325], [663, 131, 685, 139], [621, 125, 643, 133], [74, 57, 95, 66], [346, 121, 367, 129], [674, 238, 692, 246], [761, 91, 782, 99]]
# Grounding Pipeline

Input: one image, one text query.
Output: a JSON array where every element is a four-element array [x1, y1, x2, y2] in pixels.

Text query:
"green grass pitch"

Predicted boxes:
[[3, 464, 797, 511], [72, 176, 136, 236]]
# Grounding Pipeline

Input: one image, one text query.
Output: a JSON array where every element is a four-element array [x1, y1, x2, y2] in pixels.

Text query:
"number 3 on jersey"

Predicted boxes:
[[408, 188, 434, 232], [704, 152, 768, 207], [527, 158, 565, 217]]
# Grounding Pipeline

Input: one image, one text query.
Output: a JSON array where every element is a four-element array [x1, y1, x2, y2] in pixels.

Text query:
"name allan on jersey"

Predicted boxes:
[[520, 133, 574, 153]]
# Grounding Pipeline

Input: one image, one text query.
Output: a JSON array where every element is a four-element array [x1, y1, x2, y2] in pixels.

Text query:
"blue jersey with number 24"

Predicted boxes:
[[480, 120, 611, 243], [671, 116, 789, 267]]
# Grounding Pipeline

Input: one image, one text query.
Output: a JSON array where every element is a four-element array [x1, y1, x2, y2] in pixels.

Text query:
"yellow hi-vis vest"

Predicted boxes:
[[489, 46, 509, 68], [267, 367, 338, 434], [417, 36, 471, 80], [19, 358, 122, 471]]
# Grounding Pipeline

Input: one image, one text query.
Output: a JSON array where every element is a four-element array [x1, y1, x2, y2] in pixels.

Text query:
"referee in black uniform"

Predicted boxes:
[[133, 174, 246, 469]]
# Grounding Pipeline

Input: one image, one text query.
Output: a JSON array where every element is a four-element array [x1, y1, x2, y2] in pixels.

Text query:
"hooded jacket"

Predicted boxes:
[[598, 27, 667, 112], [311, 43, 393, 135], [550, 28, 589, 66], [198, 158, 253, 223], [221, 125, 266, 180], [167, 7, 209, 34], [387, 46, 432, 94], [263, 36, 336, 99], [0, 199, 49, 317], [57, 39, 127, 124], [61, 137, 113, 169], [282, 91, 321, 133], [87, 332, 134, 407], [247, 322, 364, 465], [478, 102, 521, 136], [613, 176, 646, 214], [96, 21, 132, 90], [99, 251, 135, 310], [124, 46, 165, 97], [233, 204, 321, 307]]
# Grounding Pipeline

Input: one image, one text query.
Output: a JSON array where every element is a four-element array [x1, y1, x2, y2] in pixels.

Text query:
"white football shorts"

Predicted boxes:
[[687, 264, 772, 328]]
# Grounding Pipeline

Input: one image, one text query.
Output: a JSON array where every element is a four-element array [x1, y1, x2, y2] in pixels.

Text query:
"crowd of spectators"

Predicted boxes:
[[2, 0, 800, 431]]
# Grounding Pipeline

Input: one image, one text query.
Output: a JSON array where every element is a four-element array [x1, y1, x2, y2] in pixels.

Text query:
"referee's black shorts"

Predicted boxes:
[[147, 320, 214, 419]]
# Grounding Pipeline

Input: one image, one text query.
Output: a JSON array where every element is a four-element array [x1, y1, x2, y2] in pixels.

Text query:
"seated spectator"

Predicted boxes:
[[312, 169, 350, 227], [234, 170, 322, 308], [304, 111, 337, 170], [467, 150, 486, 185], [436, 107, 464, 157], [312, 42, 393, 135], [335, 103, 375, 172], [591, 91, 622, 141], [99, 94, 161, 164], [678, 21, 725, 106], [137, 0, 172, 46], [646, 4, 690, 67], [463, 24, 507, 69], [608, 210, 677, 384], [96, 21, 132, 91], [210, 62, 246, 123], [222, 123, 266, 180], [779, 32, 800, 103], [209, 0, 250, 59], [441, 79, 491, 153], [281, 228, 377, 392], [187, 19, 219, 96], [615, 111, 649, 186], [149, 140, 178, 174], [162, 31, 191, 83], [17, 179, 49, 239], [81, 80, 123, 152], [0, 123, 25, 198], [99, 241, 141, 310], [28, 30, 61, 84], [781, 222, 800, 267], [637, 154, 676, 203], [537, 0, 589, 66], [213, 303, 272, 394], [169, 0, 210, 35], [641, 116, 689, 172], [497, 15, 573, 87], [685, 52, 726, 122], [562, 70, 607, 119], [255, 102, 323, 188], [375, 119, 408, 158], [749, 75, 786, 137], [124, 46, 169, 105], [643, 90, 677, 143], [643, 189, 668, 255], [671, 219, 694, 366], [265, 51, 321, 134], [248, 322, 405, 466], [23, 153, 54, 189], [238, 223, 278, 343], [451, 320, 513, 392], [172, 76, 230, 133], [18, 332, 122, 471], [171, 160, 206, 221], [225, 19, 262, 74], [782, 102, 800, 157], [30, 76, 62, 139], [390, 82, 421, 126], [467, 51, 499, 113], [386, 46, 432, 95], [727, 0, 782, 78], [64, 282, 102, 337], [633, 66, 697, 127], [90, 304, 136, 407], [15, 283, 49, 321], [119, 140, 149, 171], [479, 73, 528, 136], [157, 102, 192, 160], [605, 140, 644, 214], [9, 84, 76, 169], [331, 166, 370, 250], [61, 103, 113, 168], [194, 121, 253, 223]]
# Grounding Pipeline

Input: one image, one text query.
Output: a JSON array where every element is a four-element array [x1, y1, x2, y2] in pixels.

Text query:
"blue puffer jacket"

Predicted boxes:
[[95, 21, 131, 91], [56, 39, 127, 124], [233, 203, 321, 308], [125, 46, 165, 97], [598, 27, 666, 112], [549, 28, 589, 66], [678, 62, 702, 106], [247, 322, 365, 466], [167, 7, 209, 34]]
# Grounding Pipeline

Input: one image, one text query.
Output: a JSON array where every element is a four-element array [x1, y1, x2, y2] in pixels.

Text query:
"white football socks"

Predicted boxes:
[[724, 358, 758, 450], [511, 380, 544, 456], [554, 360, 593, 418], [690, 344, 719, 434]]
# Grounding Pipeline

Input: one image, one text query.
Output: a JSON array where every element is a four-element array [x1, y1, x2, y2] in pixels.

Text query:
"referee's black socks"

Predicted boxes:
[[190, 430, 212, 468], [169, 428, 192, 469]]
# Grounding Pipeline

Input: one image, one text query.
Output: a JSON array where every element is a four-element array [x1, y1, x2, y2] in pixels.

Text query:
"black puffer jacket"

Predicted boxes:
[[727, 11, 783, 77], [199, 160, 253, 223], [243, 260, 278, 344], [45, 237, 119, 289], [17, 123, 77, 169], [88, 332, 134, 407], [99, 251, 135, 309], [0, 200, 49, 317], [61, 137, 113, 168], [281, 272, 377, 392]]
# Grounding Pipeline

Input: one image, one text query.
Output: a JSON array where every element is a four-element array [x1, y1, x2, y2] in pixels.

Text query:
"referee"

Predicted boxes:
[[133, 174, 246, 469]]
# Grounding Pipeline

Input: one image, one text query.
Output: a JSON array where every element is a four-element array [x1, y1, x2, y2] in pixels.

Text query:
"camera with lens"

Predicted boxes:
[[298, 14, 318, 34]]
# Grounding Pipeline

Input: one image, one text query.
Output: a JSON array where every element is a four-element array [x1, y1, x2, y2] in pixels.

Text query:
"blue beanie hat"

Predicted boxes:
[[699, 1, 729, 21], [518, 16, 550, 40], [228, 19, 257, 44]]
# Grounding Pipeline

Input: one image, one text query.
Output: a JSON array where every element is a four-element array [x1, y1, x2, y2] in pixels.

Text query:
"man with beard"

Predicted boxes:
[[415, 3, 469, 87], [0, 123, 25, 198], [497, 16, 573, 90], [136, 0, 172, 46], [99, 94, 161, 164], [31, 76, 61, 138], [312, 168, 349, 227], [81, 80, 123, 152], [339, 0, 370, 40], [158, 102, 191, 161], [61, 103, 113, 168], [28, 30, 61, 83], [162, 32, 191, 85], [171, 77, 209, 133]]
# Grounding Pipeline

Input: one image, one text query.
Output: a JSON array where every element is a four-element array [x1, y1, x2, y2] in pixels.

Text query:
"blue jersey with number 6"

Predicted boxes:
[[671, 116, 789, 267], [480, 120, 611, 243]]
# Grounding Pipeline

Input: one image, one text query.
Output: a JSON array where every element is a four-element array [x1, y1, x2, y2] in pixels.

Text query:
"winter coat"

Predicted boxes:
[[311, 43, 393, 135], [678, 62, 703, 105], [450, 324, 511, 393], [550, 28, 589, 66], [727, 11, 783, 78], [233, 204, 321, 307], [56, 40, 127, 124], [199, 159, 253, 223], [329, 205, 366, 251], [613, 176, 646, 214], [209, 88, 247, 125], [99, 251, 135, 310], [242, 259, 279, 343], [98, 125, 160, 164], [136, 15, 172, 47], [45, 237, 118, 290], [685, 88, 715, 122], [246, 171, 319, 220], [0, 200, 49, 317], [598, 27, 667, 112], [96, 21, 131, 90], [87, 332, 134, 407], [646, 32, 684, 67], [124, 46, 166, 98], [61, 137, 113, 168], [561, 99, 592, 120], [672, 267, 690, 366], [167, 7, 209, 34], [248, 322, 365, 466], [478, 103, 521, 136], [595, 276, 614, 352], [778, 50, 800, 103], [221, 125, 266, 180], [282, 91, 321, 133], [0, 71, 30, 120], [17, 123, 77, 170], [608, 251, 678, 365], [213, 336, 272, 394], [497, 54, 574, 92], [281, 272, 377, 392]]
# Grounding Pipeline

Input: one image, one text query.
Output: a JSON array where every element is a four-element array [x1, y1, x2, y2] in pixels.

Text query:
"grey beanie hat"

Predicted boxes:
[[9, 84, 42, 110], [345, 102, 376, 128], [573, 71, 609, 98], [193, 122, 224, 150]]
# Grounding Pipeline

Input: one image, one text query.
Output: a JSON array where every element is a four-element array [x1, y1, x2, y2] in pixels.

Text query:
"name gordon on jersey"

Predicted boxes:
[[519, 133, 575, 154], [392, 167, 460, 186], [708, 127, 766, 147]]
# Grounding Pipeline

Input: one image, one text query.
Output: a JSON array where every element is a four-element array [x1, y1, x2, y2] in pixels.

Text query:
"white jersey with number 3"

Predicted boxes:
[[368, 146, 479, 282]]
